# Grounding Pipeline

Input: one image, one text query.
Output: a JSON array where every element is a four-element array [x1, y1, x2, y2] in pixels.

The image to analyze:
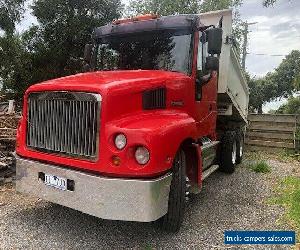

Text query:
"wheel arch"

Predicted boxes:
[[179, 138, 200, 185]]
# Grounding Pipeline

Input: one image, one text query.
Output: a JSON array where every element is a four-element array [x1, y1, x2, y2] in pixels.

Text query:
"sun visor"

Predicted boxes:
[[93, 15, 199, 38]]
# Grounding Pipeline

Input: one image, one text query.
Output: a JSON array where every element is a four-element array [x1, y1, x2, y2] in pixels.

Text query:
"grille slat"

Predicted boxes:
[[84, 102, 88, 155], [91, 103, 95, 155], [51, 100, 56, 150], [70, 101, 75, 154], [78, 101, 83, 155], [27, 92, 100, 160], [88, 102, 93, 156]]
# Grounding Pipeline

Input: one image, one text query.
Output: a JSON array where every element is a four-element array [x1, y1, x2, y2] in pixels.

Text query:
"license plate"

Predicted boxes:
[[44, 174, 67, 191]]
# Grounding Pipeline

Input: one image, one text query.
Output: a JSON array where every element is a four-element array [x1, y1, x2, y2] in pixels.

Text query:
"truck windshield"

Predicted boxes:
[[95, 30, 193, 75]]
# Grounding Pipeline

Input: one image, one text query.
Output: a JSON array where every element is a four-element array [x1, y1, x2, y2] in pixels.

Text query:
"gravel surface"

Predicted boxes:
[[0, 153, 298, 249]]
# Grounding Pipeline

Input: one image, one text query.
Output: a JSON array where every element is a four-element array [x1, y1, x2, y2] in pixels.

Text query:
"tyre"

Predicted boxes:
[[160, 149, 186, 232], [219, 131, 237, 174], [236, 130, 244, 164]]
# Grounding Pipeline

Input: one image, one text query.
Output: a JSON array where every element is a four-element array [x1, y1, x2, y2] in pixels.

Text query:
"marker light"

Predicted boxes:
[[135, 147, 150, 165], [113, 14, 158, 25], [115, 134, 127, 150], [112, 156, 121, 166]]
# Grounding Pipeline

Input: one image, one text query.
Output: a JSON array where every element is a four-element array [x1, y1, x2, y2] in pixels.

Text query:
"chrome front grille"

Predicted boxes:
[[27, 92, 101, 160]]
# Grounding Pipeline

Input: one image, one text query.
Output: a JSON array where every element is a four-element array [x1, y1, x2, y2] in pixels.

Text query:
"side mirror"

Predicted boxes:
[[84, 44, 93, 63], [205, 56, 219, 71], [206, 28, 223, 55]]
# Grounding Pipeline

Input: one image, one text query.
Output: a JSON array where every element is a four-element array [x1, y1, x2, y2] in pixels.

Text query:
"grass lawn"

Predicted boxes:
[[271, 176, 300, 242], [244, 150, 300, 243]]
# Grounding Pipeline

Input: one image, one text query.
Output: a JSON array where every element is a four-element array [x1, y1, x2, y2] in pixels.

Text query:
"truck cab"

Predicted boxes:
[[16, 10, 248, 232]]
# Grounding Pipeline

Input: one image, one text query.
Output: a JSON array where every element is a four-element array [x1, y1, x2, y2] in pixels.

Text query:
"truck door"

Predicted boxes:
[[194, 31, 218, 138]]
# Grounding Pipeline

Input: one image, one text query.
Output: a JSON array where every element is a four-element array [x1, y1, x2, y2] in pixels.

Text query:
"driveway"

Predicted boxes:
[[0, 153, 296, 249]]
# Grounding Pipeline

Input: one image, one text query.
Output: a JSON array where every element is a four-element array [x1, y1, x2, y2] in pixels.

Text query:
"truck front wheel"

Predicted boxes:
[[160, 149, 186, 232], [219, 131, 237, 174]]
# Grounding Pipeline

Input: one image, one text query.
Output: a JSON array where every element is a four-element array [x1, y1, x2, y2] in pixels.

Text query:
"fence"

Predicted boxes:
[[245, 114, 299, 150]]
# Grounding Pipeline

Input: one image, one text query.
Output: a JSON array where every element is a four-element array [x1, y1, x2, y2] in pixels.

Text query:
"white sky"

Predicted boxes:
[[240, 0, 300, 76], [239, 0, 300, 112], [16, 0, 300, 112]]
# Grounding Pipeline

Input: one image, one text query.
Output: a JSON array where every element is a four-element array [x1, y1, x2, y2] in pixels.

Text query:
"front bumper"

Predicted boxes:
[[16, 156, 172, 222]]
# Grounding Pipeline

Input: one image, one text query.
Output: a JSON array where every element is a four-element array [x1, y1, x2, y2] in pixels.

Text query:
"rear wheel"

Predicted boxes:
[[160, 149, 186, 232], [219, 131, 237, 174], [236, 131, 244, 164]]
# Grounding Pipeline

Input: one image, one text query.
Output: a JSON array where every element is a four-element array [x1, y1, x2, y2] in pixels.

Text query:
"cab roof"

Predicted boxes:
[[93, 14, 201, 39]]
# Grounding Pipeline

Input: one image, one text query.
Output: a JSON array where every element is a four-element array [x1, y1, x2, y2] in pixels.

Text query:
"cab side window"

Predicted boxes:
[[197, 32, 209, 75], [196, 32, 209, 101], [197, 33, 203, 72]]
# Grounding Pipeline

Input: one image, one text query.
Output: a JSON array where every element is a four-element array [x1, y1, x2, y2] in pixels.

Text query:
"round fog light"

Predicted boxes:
[[115, 134, 127, 150], [135, 147, 150, 165]]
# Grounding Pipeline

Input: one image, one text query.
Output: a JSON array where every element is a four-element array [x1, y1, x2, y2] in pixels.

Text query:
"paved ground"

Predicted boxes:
[[0, 153, 298, 249]]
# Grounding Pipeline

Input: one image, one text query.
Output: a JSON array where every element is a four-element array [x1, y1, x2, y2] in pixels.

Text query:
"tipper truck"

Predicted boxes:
[[16, 9, 249, 232]]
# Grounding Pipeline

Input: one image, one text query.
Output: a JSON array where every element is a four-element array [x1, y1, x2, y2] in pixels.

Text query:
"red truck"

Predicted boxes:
[[16, 9, 249, 232]]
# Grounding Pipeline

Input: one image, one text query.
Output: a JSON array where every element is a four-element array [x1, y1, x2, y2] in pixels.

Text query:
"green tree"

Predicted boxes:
[[31, 0, 122, 77], [128, 0, 242, 16], [275, 96, 300, 114], [263, 0, 277, 7], [1, 0, 122, 96], [271, 50, 300, 98], [0, 0, 26, 95], [0, 0, 25, 34], [0, 34, 32, 94], [200, 0, 242, 12], [248, 50, 300, 113], [248, 74, 276, 113], [128, 0, 200, 16], [263, 0, 295, 7]]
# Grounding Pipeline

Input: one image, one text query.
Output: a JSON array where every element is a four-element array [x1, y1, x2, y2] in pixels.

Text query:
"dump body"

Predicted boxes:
[[200, 10, 249, 123]]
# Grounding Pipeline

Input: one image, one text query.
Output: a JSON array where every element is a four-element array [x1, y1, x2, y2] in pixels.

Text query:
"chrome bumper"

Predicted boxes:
[[16, 156, 172, 222]]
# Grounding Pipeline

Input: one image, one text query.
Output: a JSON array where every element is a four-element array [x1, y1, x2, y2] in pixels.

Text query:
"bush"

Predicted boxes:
[[279, 149, 300, 161], [250, 161, 271, 173]]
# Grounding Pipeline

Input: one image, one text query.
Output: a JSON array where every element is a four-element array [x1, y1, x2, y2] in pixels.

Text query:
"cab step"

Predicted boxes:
[[202, 164, 219, 181]]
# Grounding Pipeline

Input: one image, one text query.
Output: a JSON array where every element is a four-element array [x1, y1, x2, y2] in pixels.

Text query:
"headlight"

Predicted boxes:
[[135, 147, 150, 165], [114, 134, 127, 150]]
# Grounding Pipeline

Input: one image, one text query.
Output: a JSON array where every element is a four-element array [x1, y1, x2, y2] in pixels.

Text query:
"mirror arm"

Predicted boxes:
[[197, 25, 215, 32], [198, 72, 213, 85]]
